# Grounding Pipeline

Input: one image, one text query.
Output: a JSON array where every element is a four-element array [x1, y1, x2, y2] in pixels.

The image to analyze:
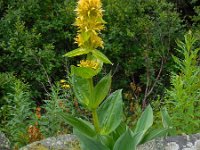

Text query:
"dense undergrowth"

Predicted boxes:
[[0, 0, 199, 149]]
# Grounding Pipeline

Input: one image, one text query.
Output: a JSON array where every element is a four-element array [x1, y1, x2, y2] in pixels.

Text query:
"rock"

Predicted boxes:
[[137, 133, 200, 150], [20, 133, 200, 150], [20, 134, 80, 150], [0, 132, 11, 150]]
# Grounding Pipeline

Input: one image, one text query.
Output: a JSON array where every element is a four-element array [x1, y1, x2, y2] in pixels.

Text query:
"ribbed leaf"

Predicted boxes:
[[93, 73, 111, 108], [73, 66, 98, 79], [113, 129, 143, 150], [97, 89, 123, 135], [161, 107, 172, 128], [75, 129, 110, 150], [92, 49, 112, 64], [64, 48, 89, 57], [134, 105, 153, 133], [113, 129, 134, 150], [111, 123, 127, 141], [141, 128, 169, 144], [72, 74, 92, 106], [97, 134, 114, 149], [60, 113, 96, 137]]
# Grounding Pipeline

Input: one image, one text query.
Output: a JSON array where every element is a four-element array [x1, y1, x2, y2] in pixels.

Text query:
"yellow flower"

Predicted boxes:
[[60, 79, 66, 84], [74, 0, 105, 49], [62, 84, 70, 89], [75, 0, 103, 19], [77, 59, 99, 70], [75, 32, 104, 48]]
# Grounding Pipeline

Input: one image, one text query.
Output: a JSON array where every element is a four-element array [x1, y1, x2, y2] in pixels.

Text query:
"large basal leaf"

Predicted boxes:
[[97, 89, 123, 135], [111, 123, 127, 142], [72, 74, 92, 106], [113, 129, 143, 150], [60, 113, 96, 137], [92, 49, 112, 64], [93, 73, 111, 108], [161, 107, 175, 135], [161, 107, 172, 129], [140, 128, 169, 144], [97, 134, 114, 149], [134, 105, 153, 133], [64, 48, 89, 57], [75, 129, 110, 150]]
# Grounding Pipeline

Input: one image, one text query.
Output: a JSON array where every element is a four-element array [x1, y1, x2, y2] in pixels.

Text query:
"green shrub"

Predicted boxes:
[[39, 82, 73, 137], [0, 73, 35, 148], [0, 0, 76, 98], [165, 31, 200, 134], [102, 0, 184, 106]]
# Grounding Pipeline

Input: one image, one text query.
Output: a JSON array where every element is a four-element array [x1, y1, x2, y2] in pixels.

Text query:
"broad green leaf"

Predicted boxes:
[[113, 129, 134, 150], [131, 131, 145, 148], [72, 74, 92, 106], [60, 113, 96, 137], [161, 107, 172, 128], [97, 134, 114, 149], [113, 129, 143, 150], [92, 49, 112, 64], [141, 128, 169, 144], [111, 123, 127, 141], [134, 105, 153, 133], [64, 48, 89, 57], [73, 66, 97, 79], [97, 89, 123, 135], [93, 73, 111, 108], [75, 129, 110, 150]]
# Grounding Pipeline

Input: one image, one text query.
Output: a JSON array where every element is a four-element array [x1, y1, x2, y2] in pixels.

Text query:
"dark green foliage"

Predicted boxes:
[[164, 31, 200, 134], [0, 0, 77, 98], [39, 83, 72, 137], [102, 0, 184, 103], [0, 73, 35, 148], [0, 0, 185, 102]]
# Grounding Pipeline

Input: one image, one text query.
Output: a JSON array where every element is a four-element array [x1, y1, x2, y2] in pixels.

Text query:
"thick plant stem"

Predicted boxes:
[[88, 77, 100, 133], [92, 109, 100, 133]]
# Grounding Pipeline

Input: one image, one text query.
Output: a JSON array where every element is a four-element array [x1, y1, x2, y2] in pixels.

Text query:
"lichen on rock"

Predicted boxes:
[[20, 134, 80, 150], [0, 132, 11, 150]]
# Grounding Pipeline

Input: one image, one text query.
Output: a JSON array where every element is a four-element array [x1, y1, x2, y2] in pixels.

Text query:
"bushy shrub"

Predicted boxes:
[[164, 31, 200, 134], [38, 82, 73, 137], [0, 73, 35, 148], [0, 0, 77, 98], [102, 0, 184, 106]]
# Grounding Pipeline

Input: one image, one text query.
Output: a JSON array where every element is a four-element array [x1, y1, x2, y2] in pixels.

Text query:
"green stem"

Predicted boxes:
[[92, 109, 100, 133], [87, 77, 100, 133]]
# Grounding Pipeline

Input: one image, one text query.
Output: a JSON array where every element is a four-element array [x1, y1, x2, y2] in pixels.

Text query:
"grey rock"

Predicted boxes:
[[0, 132, 11, 150], [20, 133, 200, 150], [137, 133, 200, 150], [20, 134, 80, 150]]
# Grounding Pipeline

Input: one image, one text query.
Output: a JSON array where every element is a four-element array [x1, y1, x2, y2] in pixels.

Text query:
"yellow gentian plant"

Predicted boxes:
[[62, 0, 170, 149]]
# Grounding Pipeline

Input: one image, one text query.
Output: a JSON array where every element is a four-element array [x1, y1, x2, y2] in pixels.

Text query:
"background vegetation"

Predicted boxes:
[[0, 0, 199, 148]]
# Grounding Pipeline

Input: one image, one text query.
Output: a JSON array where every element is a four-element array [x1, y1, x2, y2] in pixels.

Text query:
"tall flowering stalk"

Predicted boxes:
[[64, 0, 118, 134], [64, 0, 112, 65], [62, 0, 167, 149]]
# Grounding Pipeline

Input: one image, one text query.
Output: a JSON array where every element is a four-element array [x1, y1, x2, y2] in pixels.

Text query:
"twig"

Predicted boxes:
[[112, 63, 119, 77], [142, 57, 164, 108]]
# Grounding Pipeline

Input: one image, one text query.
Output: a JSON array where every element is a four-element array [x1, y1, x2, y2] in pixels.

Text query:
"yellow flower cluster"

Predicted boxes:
[[74, 0, 105, 49], [60, 80, 70, 89], [77, 60, 99, 70], [62, 84, 70, 89]]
